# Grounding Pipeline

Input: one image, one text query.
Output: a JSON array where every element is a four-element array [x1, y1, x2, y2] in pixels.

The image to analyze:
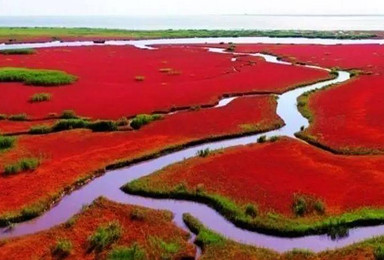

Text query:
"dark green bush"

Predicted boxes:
[[0, 48, 36, 55], [52, 119, 88, 131], [245, 204, 258, 218], [293, 195, 307, 217], [257, 135, 267, 143], [197, 148, 211, 157], [0, 135, 15, 150], [87, 120, 118, 132]]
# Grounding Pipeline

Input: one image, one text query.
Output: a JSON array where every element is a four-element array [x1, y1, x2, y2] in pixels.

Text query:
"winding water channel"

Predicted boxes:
[[0, 37, 383, 253]]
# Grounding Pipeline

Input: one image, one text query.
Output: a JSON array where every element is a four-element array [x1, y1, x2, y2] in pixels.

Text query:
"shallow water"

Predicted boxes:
[[1, 15, 384, 31], [0, 38, 381, 253]]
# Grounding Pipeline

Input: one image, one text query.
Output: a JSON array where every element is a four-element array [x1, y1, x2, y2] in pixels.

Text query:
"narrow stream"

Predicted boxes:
[[0, 38, 382, 254]]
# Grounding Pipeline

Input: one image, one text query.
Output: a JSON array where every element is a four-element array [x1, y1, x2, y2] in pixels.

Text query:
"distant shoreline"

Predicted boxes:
[[0, 27, 382, 45]]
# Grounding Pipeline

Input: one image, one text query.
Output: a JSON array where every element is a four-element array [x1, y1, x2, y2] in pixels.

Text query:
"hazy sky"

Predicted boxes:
[[1, 0, 384, 16]]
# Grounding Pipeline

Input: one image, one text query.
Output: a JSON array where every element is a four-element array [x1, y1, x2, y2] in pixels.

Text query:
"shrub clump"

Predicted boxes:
[[257, 135, 267, 143], [51, 238, 73, 257], [88, 221, 123, 252], [52, 119, 88, 131], [9, 113, 27, 121], [292, 194, 326, 217], [0, 48, 36, 55], [197, 148, 211, 158], [29, 125, 51, 135], [30, 93, 51, 103], [4, 157, 40, 175], [130, 114, 162, 130], [245, 204, 258, 218], [0, 67, 77, 86], [60, 110, 78, 119], [0, 135, 15, 150], [87, 120, 118, 132]]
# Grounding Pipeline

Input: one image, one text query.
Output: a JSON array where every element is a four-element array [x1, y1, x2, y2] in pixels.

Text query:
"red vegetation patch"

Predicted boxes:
[[226, 43, 384, 73], [0, 96, 282, 216], [301, 75, 384, 153], [0, 45, 330, 119], [207, 43, 384, 152], [136, 138, 384, 216], [0, 120, 55, 135], [0, 198, 195, 260]]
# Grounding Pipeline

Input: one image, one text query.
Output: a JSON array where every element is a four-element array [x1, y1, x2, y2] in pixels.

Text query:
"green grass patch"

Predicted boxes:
[[0, 27, 376, 40], [149, 236, 180, 259], [52, 119, 88, 131], [4, 157, 40, 175], [130, 114, 162, 130], [29, 125, 51, 135], [60, 110, 78, 119], [0, 135, 15, 150], [124, 176, 384, 237], [0, 67, 77, 86], [51, 238, 73, 257], [88, 221, 122, 252], [29, 93, 51, 103], [107, 244, 146, 260], [0, 48, 36, 55], [8, 113, 27, 121]]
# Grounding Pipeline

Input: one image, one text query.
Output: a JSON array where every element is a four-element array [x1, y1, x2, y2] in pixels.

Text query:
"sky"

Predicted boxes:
[[0, 0, 384, 16]]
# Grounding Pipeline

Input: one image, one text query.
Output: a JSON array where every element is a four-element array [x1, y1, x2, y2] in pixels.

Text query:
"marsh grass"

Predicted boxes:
[[293, 194, 326, 217], [29, 125, 51, 135], [130, 114, 162, 130], [30, 93, 51, 103], [52, 119, 88, 131], [88, 221, 122, 252], [197, 148, 211, 157], [374, 245, 384, 260], [9, 113, 27, 121], [60, 110, 78, 119], [87, 120, 118, 132], [0, 48, 36, 55], [149, 236, 180, 258], [108, 245, 146, 260], [0, 67, 77, 86], [51, 238, 73, 257], [0, 136, 15, 150], [4, 157, 40, 175]]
